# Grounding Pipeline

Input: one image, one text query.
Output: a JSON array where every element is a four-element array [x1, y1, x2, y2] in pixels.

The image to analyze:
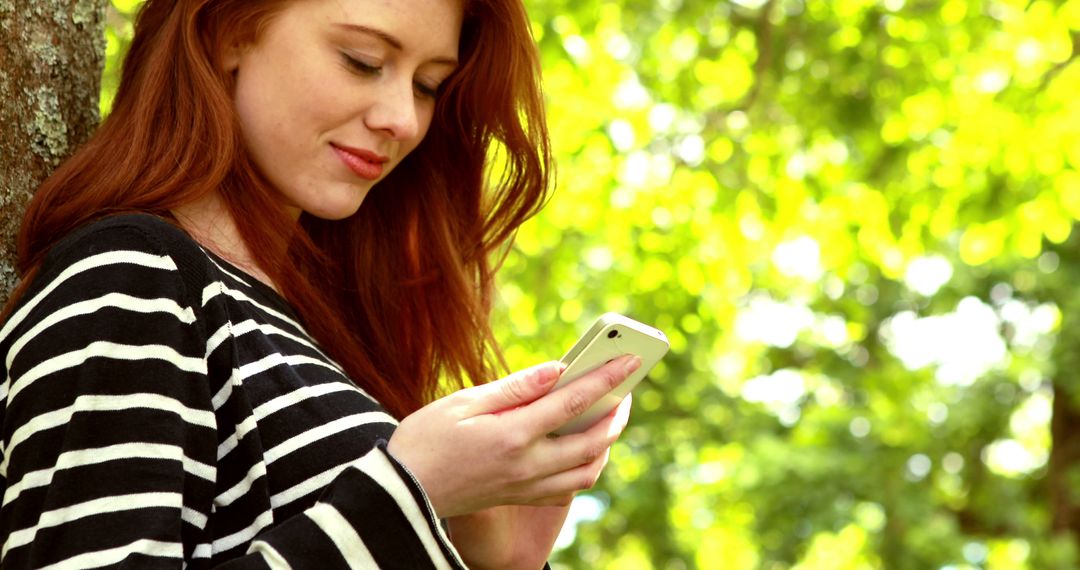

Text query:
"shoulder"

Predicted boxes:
[[44, 213, 204, 269], [1, 214, 218, 380], [15, 213, 214, 321]]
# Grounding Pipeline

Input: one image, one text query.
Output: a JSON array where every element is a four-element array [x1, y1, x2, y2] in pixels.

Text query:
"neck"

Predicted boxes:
[[172, 191, 283, 293]]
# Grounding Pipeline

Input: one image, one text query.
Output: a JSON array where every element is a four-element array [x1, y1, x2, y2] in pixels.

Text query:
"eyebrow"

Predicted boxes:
[[333, 23, 459, 67]]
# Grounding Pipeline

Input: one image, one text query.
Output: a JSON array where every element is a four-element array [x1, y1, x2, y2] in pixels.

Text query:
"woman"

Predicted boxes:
[[0, 0, 637, 567]]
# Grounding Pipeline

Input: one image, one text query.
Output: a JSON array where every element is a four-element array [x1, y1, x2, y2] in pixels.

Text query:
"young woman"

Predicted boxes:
[[0, 0, 638, 567]]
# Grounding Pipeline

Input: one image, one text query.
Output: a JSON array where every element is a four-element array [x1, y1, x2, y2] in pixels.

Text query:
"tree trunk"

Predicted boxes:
[[1045, 229, 1080, 554], [1049, 379, 1080, 537], [0, 0, 108, 304]]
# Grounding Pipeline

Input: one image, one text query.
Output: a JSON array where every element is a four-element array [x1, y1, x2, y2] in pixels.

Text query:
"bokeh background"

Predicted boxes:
[[104, 0, 1080, 568]]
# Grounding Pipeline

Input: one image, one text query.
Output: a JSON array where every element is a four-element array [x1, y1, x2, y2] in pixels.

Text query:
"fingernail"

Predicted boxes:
[[624, 355, 642, 374], [537, 362, 561, 384]]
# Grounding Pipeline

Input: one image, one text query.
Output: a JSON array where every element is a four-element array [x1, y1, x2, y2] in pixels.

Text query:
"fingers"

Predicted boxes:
[[612, 393, 632, 434], [520, 448, 612, 502], [535, 394, 632, 473], [508, 401, 630, 506], [527, 354, 641, 436], [463, 361, 564, 415]]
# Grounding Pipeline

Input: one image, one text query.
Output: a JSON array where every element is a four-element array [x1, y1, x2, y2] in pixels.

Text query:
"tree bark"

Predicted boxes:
[[1045, 228, 1080, 553], [0, 0, 107, 304], [1048, 379, 1080, 536]]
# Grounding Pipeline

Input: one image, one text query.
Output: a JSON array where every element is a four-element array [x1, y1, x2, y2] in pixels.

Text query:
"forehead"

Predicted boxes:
[[301, 0, 465, 54]]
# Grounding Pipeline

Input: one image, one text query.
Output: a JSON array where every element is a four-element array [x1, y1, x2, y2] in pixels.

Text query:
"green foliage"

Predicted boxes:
[[102, 0, 1080, 567], [101, 1, 137, 116]]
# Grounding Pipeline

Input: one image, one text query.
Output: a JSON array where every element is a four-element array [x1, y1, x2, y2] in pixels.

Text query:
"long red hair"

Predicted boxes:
[[8, 0, 551, 418]]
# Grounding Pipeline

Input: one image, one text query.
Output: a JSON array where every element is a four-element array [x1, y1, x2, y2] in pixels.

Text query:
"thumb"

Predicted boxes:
[[469, 361, 564, 415]]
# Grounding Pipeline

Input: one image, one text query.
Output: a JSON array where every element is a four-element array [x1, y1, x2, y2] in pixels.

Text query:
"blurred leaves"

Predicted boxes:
[[102, 0, 1080, 568], [502, 0, 1080, 568]]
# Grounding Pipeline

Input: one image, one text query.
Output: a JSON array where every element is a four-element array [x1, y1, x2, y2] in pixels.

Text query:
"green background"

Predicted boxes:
[[103, 0, 1080, 568]]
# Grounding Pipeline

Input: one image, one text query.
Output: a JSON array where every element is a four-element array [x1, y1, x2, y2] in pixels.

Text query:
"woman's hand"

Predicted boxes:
[[445, 396, 632, 570], [386, 355, 639, 519]]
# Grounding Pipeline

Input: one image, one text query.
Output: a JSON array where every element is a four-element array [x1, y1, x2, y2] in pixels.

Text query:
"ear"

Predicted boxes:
[[222, 41, 245, 74]]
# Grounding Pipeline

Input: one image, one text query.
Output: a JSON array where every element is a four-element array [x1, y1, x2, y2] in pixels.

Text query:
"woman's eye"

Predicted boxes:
[[414, 82, 439, 100], [342, 53, 381, 76]]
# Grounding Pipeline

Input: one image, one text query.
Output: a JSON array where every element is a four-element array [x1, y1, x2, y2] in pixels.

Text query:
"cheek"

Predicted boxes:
[[234, 53, 329, 143], [234, 73, 329, 167], [233, 70, 289, 153], [233, 89, 272, 166], [232, 77, 322, 203]]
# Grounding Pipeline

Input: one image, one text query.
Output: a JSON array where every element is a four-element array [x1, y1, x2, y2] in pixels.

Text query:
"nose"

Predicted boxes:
[[365, 78, 421, 142]]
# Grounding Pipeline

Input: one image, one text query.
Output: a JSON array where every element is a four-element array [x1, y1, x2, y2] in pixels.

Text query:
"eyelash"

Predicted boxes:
[[342, 54, 440, 100]]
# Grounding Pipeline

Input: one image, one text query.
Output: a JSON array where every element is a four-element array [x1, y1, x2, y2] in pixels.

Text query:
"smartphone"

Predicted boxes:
[[550, 312, 670, 435]]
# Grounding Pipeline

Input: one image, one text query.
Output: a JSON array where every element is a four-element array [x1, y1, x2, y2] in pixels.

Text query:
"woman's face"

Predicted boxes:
[[228, 0, 463, 220]]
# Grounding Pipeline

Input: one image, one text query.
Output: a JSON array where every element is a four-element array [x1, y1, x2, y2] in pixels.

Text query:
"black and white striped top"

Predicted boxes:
[[0, 214, 467, 568]]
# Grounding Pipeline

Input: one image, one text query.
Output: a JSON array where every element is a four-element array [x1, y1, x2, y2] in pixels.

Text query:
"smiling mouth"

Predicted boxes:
[[331, 144, 388, 181]]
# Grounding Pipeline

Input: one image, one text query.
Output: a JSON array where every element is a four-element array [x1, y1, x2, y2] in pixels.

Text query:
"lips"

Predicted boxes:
[[332, 143, 389, 181]]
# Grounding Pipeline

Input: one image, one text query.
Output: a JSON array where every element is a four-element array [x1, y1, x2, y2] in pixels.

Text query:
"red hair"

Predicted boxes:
[[8, 0, 552, 418]]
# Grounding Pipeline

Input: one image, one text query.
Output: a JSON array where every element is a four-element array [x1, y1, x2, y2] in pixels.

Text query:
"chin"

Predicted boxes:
[[306, 204, 364, 221], [304, 193, 369, 221]]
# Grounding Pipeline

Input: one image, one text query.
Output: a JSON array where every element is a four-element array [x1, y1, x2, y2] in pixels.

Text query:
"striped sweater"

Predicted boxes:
[[0, 214, 467, 568]]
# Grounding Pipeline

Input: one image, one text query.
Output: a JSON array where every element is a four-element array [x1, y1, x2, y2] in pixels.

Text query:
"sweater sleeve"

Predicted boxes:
[[235, 443, 466, 569], [0, 219, 466, 569]]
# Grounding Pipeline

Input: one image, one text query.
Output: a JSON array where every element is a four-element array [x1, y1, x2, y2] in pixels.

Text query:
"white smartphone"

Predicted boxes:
[[550, 312, 670, 435]]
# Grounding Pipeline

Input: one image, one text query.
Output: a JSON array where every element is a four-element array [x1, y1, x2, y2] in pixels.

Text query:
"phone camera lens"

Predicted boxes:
[[607, 330, 618, 338]]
